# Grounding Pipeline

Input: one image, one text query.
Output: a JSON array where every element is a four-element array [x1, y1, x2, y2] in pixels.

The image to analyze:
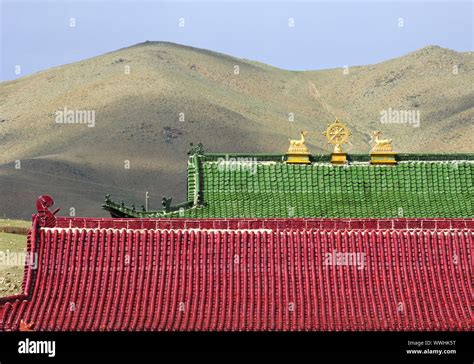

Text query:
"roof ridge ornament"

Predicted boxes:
[[35, 195, 60, 228], [187, 142, 205, 156], [371, 130, 394, 152], [323, 118, 351, 165], [370, 131, 397, 165], [286, 131, 311, 164]]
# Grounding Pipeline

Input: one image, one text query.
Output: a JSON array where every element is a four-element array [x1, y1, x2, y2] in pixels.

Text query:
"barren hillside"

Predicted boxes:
[[0, 42, 472, 218]]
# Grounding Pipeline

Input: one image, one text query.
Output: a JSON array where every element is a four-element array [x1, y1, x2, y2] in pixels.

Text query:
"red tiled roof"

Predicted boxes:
[[0, 218, 472, 331]]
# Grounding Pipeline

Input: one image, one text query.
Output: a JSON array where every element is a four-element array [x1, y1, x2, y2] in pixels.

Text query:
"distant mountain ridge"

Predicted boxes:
[[0, 42, 473, 218]]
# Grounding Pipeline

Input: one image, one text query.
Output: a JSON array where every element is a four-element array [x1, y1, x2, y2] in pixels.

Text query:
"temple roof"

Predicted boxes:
[[1, 217, 472, 331], [103, 153, 474, 218]]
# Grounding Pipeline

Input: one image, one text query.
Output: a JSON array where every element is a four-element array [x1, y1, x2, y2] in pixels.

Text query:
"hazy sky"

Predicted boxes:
[[1, 0, 472, 81]]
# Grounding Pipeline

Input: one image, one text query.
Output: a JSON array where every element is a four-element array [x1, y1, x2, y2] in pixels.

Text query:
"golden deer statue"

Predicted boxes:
[[286, 130, 310, 164], [288, 131, 309, 148], [371, 131, 394, 152]]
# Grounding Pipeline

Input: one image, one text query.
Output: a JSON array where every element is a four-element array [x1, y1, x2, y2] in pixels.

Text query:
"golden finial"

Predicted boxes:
[[370, 130, 394, 153], [322, 118, 351, 164], [286, 130, 311, 164], [370, 131, 397, 165]]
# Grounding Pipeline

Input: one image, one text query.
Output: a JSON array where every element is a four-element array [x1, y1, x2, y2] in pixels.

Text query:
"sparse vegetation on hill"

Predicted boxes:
[[0, 42, 472, 218], [0, 220, 29, 297]]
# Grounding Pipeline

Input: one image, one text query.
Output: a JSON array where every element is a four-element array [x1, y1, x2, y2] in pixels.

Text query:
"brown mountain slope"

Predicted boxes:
[[0, 42, 473, 218]]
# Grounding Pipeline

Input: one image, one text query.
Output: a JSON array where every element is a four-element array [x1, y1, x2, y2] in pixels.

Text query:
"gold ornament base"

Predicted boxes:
[[287, 152, 311, 164], [370, 152, 397, 165], [331, 152, 347, 165]]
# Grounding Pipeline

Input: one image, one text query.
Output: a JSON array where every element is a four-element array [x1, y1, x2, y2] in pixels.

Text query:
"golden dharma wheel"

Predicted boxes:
[[323, 119, 351, 145]]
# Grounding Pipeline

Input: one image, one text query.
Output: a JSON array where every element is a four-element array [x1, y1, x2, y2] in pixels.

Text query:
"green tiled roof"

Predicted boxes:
[[103, 153, 474, 218]]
